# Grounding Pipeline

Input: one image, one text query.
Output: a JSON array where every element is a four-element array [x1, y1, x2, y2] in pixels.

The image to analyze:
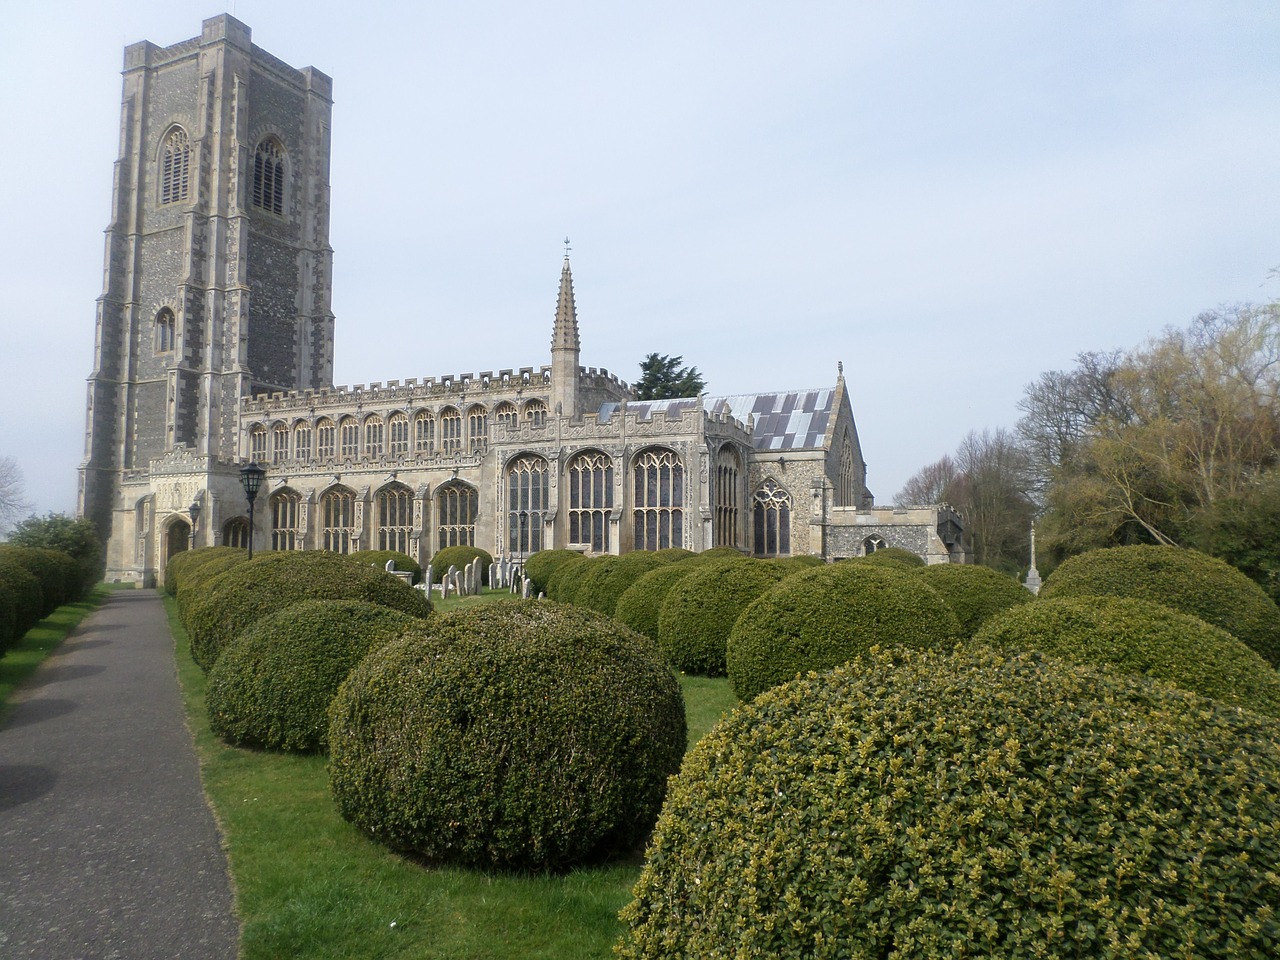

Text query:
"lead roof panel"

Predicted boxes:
[[597, 389, 834, 451]]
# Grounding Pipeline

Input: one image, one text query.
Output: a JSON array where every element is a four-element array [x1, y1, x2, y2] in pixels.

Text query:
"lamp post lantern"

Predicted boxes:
[[188, 498, 201, 551], [240, 462, 266, 560]]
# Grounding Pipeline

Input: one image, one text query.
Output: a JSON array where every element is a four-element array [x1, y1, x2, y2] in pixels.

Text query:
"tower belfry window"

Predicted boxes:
[[160, 127, 190, 204], [252, 139, 285, 215]]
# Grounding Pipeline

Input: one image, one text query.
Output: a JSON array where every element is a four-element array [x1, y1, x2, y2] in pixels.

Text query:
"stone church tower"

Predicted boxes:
[[79, 15, 334, 582]]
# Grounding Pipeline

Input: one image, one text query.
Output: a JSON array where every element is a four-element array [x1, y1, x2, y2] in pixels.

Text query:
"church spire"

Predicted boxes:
[[550, 241, 581, 417]]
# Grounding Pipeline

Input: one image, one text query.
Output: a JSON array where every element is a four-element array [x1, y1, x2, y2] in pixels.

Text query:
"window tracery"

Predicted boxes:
[[271, 488, 302, 551], [249, 423, 267, 463], [294, 421, 312, 462], [467, 405, 488, 453], [252, 138, 285, 215], [439, 407, 462, 455], [316, 419, 336, 460], [714, 447, 741, 548], [524, 399, 548, 427], [271, 422, 289, 464], [414, 410, 435, 453], [506, 455, 548, 556], [160, 127, 190, 204], [568, 450, 613, 552], [364, 415, 384, 459], [222, 517, 250, 549], [633, 447, 684, 551], [838, 437, 857, 506], [377, 483, 413, 554], [388, 413, 409, 457], [155, 309, 175, 354], [339, 417, 358, 460], [321, 486, 357, 553], [436, 481, 477, 549], [753, 480, 791, 556], [493, 402, 518, 431]]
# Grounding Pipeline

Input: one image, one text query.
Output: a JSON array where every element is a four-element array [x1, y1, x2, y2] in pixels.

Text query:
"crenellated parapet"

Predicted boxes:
[[243, 366, 555, 416]]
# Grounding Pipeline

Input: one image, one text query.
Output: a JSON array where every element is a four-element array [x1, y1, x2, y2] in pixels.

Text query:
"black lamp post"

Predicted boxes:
[[240, 462, 266, 559], [188, 499, 201, 550]]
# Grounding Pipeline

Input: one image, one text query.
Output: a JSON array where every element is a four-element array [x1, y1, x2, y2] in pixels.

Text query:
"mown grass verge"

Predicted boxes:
[[165, 591, 736, 959], [0, 583, 120, 719]]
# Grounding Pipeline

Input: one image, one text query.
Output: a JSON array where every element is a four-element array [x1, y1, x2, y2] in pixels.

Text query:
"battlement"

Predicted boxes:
[[579, 366, 631, 392], [243, 365, 555, 415]]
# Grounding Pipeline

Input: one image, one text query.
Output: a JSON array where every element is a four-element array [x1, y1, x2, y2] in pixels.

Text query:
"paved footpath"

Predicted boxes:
[[0, 590, 239, 959]]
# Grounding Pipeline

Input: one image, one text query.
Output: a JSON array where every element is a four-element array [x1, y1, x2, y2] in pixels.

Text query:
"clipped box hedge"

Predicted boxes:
[[614, 561, 707, 643], [0, 545, 78, 613], [657, 558, 787, 676], [914, 562, 1031, 636], [975, 594, 1280, 718], [545, 554, 597, 604], [207, 599, 421, 752], [523, 549, 583, 595], [726, 562, 959, 701], [184, 551, 432, 670], [165, 545, 244, 597], [1042, 544, 1280, 666], [0, 555, 44, 643], [618, 646, 1280, 959], [861, 546, 926, 569], [328, 600, 687, 872], [574, 551, 673, 616], [429, 545, 493, 585]]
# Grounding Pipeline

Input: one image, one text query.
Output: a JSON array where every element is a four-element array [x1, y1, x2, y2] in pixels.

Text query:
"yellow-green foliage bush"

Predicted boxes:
[[618, 646, 1280, 959], [1042, 544, 1280, 665], [185, 551, 432, 670], [523, 549, 582, 595], [328, 600, 687, 872], [726, 562, 959, 701], [975, 595, 1280, 718], [352, 549, 423, 584], [614, 561, 706, 643], [574, 551, 672, 616], [658, 558, 788, 676], [914, 562, 1031, 636], [429, 545, 492, 585], [207, 599, 421, 752]]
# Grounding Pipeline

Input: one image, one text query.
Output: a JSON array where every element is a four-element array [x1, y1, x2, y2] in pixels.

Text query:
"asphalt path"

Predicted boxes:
[[0, 589, 239, 958]]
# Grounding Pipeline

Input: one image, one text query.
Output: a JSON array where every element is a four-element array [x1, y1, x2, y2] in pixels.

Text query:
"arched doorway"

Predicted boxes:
[[164, 517, 191, 582]]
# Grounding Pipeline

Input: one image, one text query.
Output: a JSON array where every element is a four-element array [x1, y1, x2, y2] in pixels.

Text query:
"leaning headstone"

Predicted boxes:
[[489, 563, 499, 589], [385, 559, 396, 573], [521, 578, 533, 600]]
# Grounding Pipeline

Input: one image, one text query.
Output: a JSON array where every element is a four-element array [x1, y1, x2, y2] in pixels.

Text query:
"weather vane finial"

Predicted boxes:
[[564, 236, 571, 259]]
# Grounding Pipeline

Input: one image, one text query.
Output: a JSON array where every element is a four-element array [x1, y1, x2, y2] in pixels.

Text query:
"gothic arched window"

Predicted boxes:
[[414, 410, 435, 453], [506, 454, 548, 556], [439, 407, 462, 455], [249, 423, 267, 463], [377, 483, 413, 554], [222, 517, 250, 549], [633, 447, 684, 551], [338, 417, 359, 460], [753, 480, 791, 557], [316, 418, 336, 460], [321, 486, 357, 554], [271, 422, 289, 464], [467, 405, 488, 453], [568, 450, 613, 552], [252, 138, 285, 215], [154, 308, 176, 354], [364, 415, 384, 459], [293, 421, 312, 462], [387, 412, 410, 458], [524, 399, 548, 428], [863, 534, 888, 555], [838, 437, 857, 506], [270, 488, 302, 551], [160, 127, 190, 204], [436, 481, 477, 549], [714, 446, 742, 548], [493, 402, 518, 431]]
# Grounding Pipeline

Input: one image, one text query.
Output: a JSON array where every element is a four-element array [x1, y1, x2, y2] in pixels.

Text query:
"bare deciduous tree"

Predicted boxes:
[[0, 456, 33, 535]]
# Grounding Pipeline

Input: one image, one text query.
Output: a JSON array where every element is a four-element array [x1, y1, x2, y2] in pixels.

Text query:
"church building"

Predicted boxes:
[[78, 15, 965, 585]]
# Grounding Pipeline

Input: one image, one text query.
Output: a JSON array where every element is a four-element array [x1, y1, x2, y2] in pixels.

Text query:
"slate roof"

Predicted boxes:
[[597, 388, 836, 451]]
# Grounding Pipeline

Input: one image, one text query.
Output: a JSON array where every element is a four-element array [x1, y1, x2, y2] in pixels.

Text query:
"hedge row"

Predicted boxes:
[[0, 545, 87, 656]]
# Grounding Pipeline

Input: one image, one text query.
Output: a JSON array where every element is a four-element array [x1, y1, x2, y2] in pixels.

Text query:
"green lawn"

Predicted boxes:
[[0, 584, 118, 719], [165, 593, 738, 959]]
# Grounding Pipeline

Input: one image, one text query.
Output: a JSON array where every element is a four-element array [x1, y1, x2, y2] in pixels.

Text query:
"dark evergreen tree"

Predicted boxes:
[[634, 353, 706, 400]]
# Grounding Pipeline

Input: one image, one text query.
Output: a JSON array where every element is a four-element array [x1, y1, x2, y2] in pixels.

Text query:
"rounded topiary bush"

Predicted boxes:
[[429, 545, 492, 585], [617, 646, 1280, 959], [176, 548, 249, 626], [658, 558, 788, 676], [653, 547, 696, 562], [861, 546, 925, 568], [1042, 544, 1280, 666], [328, 600, 687, 872], [975, 595, 1280, 718], [726, 562, 959, 701], [914, 562, 1032, 636], [185, 551, 432, 671], [767, 555, 824, 574], [207, 599, 421, 752], [165, 545, 242, 597], [545, 553, 597, 604], [614, 561, 708, 643], [574, 551, 672, 616], [523, 549, 582, 595], [353, 549, 423, 584]]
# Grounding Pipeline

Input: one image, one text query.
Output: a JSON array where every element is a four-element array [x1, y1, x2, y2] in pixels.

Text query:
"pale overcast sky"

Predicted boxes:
[[2, 2, 1278, 520]]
